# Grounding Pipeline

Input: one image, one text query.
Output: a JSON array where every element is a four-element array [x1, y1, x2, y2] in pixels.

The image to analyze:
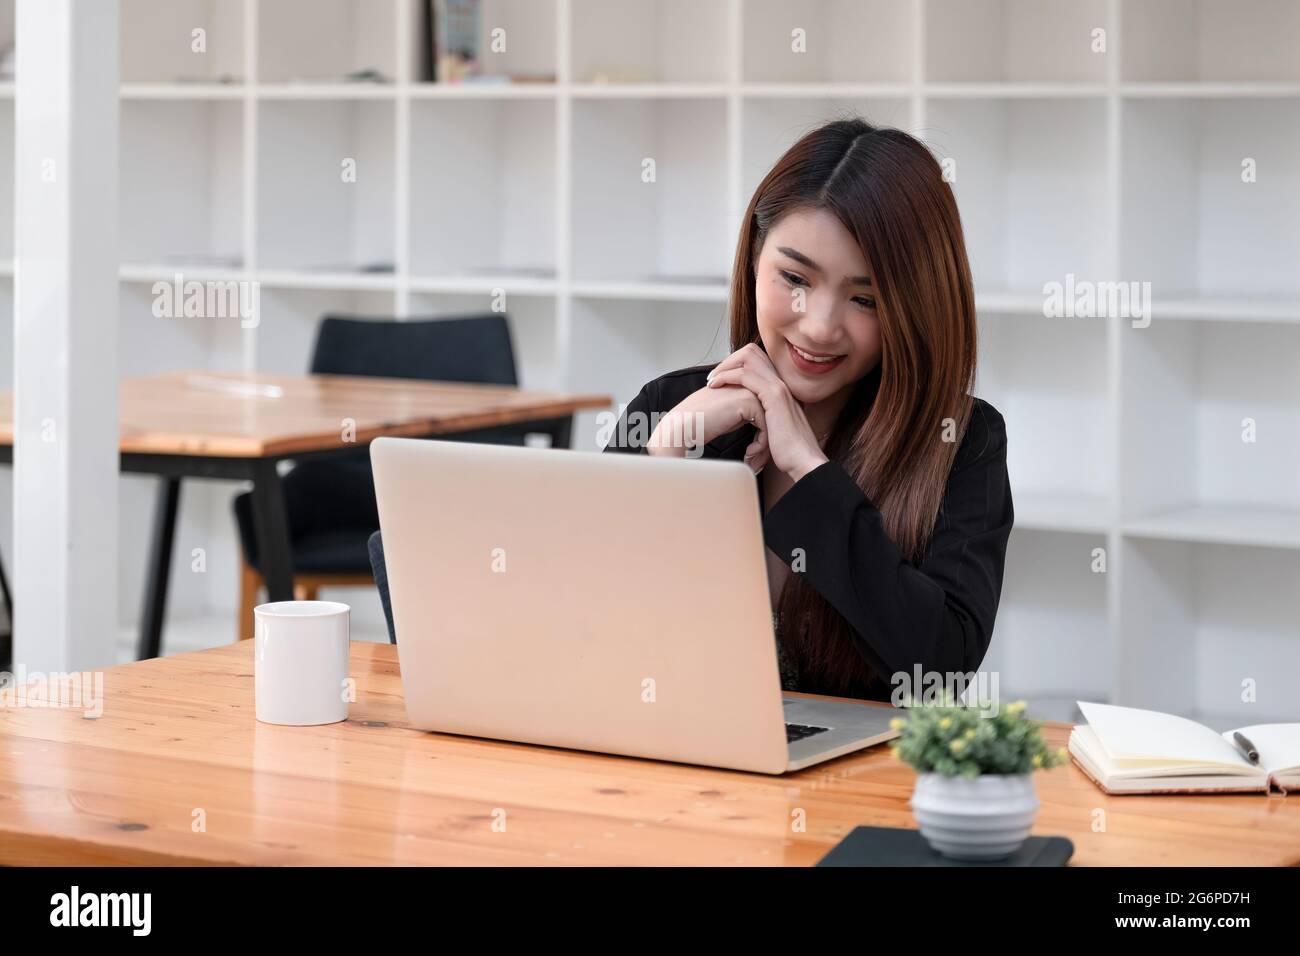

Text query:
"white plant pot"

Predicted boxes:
[[910, 772, 1040, 861]]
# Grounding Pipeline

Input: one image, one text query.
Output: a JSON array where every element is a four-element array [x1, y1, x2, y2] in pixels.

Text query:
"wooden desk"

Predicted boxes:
[[1, 641, 1296, 866], [0, 372, 610, 660]]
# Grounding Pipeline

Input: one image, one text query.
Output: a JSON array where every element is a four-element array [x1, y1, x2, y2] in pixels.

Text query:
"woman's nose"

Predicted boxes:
[[797, 300, 843, 345]]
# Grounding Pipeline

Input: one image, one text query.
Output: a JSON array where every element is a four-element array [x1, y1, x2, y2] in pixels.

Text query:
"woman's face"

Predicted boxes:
[[753, 206, 882, 407]]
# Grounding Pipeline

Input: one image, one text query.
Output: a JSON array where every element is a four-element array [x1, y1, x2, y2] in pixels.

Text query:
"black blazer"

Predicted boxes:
[[601, 363, 1014, 702]]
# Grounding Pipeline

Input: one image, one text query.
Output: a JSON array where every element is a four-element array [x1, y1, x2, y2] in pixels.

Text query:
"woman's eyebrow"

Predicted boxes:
[[777, 246, 873, 286]]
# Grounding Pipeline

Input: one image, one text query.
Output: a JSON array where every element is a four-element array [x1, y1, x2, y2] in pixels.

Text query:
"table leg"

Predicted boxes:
[[249, 459, 294, 603], [137, 477, 181, 660], [0, 546, 11, 672], [547, 415, 573, 450]]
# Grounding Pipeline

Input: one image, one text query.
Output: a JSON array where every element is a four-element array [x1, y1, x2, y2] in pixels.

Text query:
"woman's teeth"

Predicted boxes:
[[793, 345, 837, 363]]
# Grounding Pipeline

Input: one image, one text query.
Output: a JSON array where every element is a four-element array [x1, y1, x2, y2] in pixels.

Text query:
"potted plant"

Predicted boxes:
[[889, 698, 1068, 861]]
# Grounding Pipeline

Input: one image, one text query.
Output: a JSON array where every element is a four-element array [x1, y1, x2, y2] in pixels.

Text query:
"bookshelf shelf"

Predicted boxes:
[[1147, 296, 1300, 325], [119, 263, 247, 284], [923, 83, 1108, 98], [570, 278, 730, 304], [408, 82, 557, 99], [1011, 493, 1111, 536], [742, 82, 912, 98], [1120, 82, 1300, 98], [255, 83, 398, 100], [408, 273, 558, 297], [120, 83, 245, 100], [1122, 506, 1300, 551], [252, 269, 399, 292], [1, 0, 1294, 713], [569, 82, 732, 99]]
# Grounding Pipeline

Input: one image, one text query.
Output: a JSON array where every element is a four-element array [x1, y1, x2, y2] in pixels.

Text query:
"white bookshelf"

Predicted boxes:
[[0, 0, 1296, 725]]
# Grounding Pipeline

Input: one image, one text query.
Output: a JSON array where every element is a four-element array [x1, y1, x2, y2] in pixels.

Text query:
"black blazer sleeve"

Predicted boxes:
[[601, 367, 744, 456], [600, 379, 657, 455], [761, 402, 1013, 683]]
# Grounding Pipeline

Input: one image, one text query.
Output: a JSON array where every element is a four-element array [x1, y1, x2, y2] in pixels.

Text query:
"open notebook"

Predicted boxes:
[[1069, 702, 1300, 794]]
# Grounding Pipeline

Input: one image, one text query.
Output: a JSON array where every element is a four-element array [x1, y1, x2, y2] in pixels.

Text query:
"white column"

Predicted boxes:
[[13, 0, 119, 671]]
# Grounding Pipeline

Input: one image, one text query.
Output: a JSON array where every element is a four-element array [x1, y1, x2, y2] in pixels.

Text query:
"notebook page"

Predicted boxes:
[[1222, 724, 1300, 775], [1078, 701, 1248, 768]]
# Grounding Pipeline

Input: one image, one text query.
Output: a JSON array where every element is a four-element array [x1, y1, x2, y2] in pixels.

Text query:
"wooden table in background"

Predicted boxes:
[[1, 641, 1297, 866], [0, 372, 611, 661]]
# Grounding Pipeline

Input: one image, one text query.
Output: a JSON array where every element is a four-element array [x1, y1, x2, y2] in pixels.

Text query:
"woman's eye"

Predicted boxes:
[[855, 296, 877, 310], [780, 270, 808, 287]]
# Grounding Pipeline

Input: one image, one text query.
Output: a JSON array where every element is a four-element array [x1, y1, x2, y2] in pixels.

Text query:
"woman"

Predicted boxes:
[[603, 117, 1014, 703]]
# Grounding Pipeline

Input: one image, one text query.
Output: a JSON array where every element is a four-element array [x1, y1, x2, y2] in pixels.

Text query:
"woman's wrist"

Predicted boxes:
[[788, 451, 829, 483], [646, 413, 688, 457]]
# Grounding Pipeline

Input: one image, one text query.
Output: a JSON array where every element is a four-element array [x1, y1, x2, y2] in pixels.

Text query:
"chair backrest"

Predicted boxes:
[[310, 314, 518, 386], [368, 531, 396, 645]]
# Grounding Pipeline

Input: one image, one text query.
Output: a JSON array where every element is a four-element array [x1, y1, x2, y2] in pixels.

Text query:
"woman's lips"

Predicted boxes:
[[787, 339, 847, 375]]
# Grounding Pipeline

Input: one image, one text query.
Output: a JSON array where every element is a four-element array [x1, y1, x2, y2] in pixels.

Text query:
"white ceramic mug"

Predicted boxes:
[[254, 600, 351, 725]]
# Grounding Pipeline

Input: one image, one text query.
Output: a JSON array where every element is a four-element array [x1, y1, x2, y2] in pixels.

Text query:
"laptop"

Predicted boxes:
[[370, 436, 899, 774]]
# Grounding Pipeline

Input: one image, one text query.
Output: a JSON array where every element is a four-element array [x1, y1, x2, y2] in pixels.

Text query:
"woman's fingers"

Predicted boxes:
[[743, 429, 770, 474], [707, 342, 777, 385], [708, 380, 768, 437], [706, 342, 759, 379], [705, 365, 784, 406], [736, 390, 767, 434], [703, 369, 824, 479]]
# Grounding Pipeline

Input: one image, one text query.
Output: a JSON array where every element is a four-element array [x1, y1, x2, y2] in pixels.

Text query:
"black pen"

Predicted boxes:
[[1232, 732, 1260, 764]]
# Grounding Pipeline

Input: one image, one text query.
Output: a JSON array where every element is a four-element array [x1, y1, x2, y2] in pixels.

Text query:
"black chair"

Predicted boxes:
[[0, 554, 11, 672], [232, 314, 524, 640], [368, 531, 395, 644]]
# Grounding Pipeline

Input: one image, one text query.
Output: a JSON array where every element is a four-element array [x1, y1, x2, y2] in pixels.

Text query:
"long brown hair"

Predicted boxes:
[[728, 116, 978, 697]]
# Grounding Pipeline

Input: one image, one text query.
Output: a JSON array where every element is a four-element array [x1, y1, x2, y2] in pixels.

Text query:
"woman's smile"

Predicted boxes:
[[786, 339, 847, 375]]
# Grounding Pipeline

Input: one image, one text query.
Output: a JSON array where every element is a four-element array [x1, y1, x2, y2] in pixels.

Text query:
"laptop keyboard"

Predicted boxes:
[[785, 722, 831, 744]]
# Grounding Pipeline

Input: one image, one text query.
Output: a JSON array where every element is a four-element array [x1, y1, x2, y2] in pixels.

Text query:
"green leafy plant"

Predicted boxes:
[[888, 697, 1068, 778]]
